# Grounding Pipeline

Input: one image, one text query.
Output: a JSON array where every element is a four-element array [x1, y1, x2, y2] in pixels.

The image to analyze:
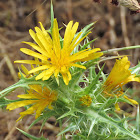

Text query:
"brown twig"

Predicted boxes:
[[67, 0, 73, 20], [4, 121, 20, 140], [120, 6, 130, 46], [0, 42, 18, 82]]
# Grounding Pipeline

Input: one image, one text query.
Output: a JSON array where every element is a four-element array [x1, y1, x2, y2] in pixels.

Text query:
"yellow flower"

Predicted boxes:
[[18, 64, 33, 78], [15, 19, 103, 85], [7, 85, 57, 121], [79, 95, 92, 106], [18, 63, 39, 78], [103, 56, 139, 110]]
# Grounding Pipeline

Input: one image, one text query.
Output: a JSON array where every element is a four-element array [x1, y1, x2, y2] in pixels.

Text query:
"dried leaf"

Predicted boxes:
[[118, 0, 140, 11]]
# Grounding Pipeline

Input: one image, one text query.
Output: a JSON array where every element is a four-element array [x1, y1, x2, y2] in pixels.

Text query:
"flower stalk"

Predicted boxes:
[[102, 45, 140, 54]]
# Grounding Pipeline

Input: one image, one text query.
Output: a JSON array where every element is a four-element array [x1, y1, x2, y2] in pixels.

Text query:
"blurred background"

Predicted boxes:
[[0, 0, 140, 139]]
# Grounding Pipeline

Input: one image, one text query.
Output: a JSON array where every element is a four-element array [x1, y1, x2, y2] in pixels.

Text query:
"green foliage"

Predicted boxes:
[[17, 128, 48, 140], [130, 62, 140, 75]]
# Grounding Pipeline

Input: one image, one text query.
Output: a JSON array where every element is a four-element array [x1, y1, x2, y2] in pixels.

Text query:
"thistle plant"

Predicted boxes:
[[1, 3, 140, 140]]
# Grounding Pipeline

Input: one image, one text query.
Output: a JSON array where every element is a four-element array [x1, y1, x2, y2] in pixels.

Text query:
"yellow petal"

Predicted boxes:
[[71, 63, 86, 69], [42, 73, 53, 81], [48, 104, 53, 110], [54, 68, 59, 77], [61, 73, 69, 85], [21, 64, 29, 75], [52, 19, 61, 59], [22, 41, 49, 57], [63, 21, 73, 49], [123, 75, 140, 86], [35, 66, 55, 80], [29, 65, 50, 74], [19, 105, 36, 118], [81, 52, 103, 62], [29, 29, 44, 49], [62, 32, 83, 56], [17, 93, 40, 99], [36, 70, 48, 80], [39, 22, 46, 32], [35, 100, 49, 118], [69, 32, 91, 53], [115, 103, 121, 111], [29, 85, 42, 92], [7, 100, 37, 110], [14, 60, 44, 65], [124, 95, 138, 105], [70, 48, 101, 62], [63, 21, 79, 51], [60, 66, 68, 73], [104, 56, 132, 91], [71, 22, 79, 40], [16, 115, 24, 122], [67, 71, 72, 81], [36, 32, 54, 55], [20, 48, 48, 61], [39, 22, 53, 45]]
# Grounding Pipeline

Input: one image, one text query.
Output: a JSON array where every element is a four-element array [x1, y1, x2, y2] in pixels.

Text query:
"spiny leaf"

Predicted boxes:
[[17, 128, 48, 140], [130, 62, 140, 75], [86, 108, 140, 140]]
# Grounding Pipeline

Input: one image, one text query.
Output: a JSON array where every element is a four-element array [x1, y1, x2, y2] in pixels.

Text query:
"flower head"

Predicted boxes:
[[15, 19, 103, 85], [7, 85, 57, 121], [79, 95, 92, 106], [103, 56, 139, 110]]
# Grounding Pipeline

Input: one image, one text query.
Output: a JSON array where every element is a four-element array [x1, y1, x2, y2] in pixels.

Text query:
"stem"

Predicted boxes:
[[102, 45, 140, 54], [70, 69, 84, 89], [0, 78, 46, 98], [0, 80, 24, 98]]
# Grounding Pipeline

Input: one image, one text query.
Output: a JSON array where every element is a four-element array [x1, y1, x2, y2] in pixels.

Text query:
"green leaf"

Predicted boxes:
[[72, 22, 96, 54], [57, 110, 78, 120], [28, 111, 56, 130], [50, 0, 54, 34], [80, 22, 97, 37], [0, 80, 28, 98], [0, 98, 24, 108], [86, 108, 140, 140], [84, 63, 105, 94], [57, 123, 76, 136], [17, 128, 48, 140], [136, 105, 140, 133], [130, 62, 140, 75], [28, 116, 44, 130], [0, 98, 13, 107], [81, 38, 97, 51]]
